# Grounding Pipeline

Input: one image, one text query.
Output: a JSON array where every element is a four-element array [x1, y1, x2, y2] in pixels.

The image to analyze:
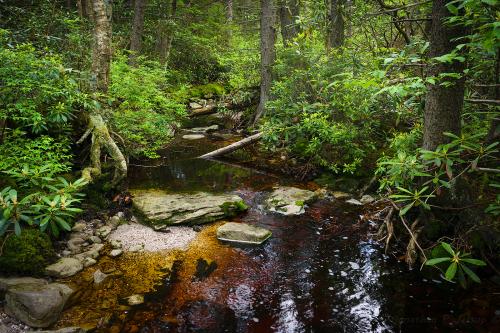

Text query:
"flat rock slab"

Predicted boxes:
[[182, 134, 205, 140], [266, 186, 317, 216], [45, 258, 83, 278], [217, 222, 271, 245], [185, 125, 219, 133], [108, 223, 197, 252], [132, 190, 247, 227]]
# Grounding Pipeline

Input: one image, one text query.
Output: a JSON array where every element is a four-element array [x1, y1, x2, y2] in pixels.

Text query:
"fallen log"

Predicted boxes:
[[198, 132, 263, 159], [189, 103, 221, 117]]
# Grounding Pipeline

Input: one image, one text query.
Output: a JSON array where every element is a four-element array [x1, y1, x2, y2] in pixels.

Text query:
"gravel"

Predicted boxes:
[[0, 307, 30, 333], [108, 223, 197, 252]]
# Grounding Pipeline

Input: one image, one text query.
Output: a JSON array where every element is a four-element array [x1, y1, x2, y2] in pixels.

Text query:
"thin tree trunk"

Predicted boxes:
[[326, 0, 345, 50], [279, 0, 298, 46], [158, 0, 177, 66], [253, 0, 276, 125], [129, 0, 147, 65], [226, 0, 233, 22], [82, 0, 127, 186], [422, 0, 466, 151], [199, 133, 263, 159]]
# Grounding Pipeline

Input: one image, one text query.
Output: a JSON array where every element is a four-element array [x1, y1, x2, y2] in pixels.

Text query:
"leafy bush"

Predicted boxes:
[[0, 228, 56, 276], [0, 168, 86, 237], [109, 55, 186, 158]]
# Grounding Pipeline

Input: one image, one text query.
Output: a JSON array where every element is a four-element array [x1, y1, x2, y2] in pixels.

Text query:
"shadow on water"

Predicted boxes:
[[122, 133, 499, 333]]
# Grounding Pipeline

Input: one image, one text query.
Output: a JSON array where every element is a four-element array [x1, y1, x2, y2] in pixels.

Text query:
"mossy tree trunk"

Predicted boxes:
[[80, 0, 127, 187]]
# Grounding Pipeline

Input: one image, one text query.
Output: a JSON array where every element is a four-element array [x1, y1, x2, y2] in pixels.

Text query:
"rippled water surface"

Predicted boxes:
[[122, 130, 499, 333]]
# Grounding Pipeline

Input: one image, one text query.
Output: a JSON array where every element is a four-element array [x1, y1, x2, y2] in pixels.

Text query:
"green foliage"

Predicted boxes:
[[425, 242, 487, 288], [0, 228, 56, 276], [0, 167, 86, 238], [187, 83, 226, 99], [109, 55, 186, 158]]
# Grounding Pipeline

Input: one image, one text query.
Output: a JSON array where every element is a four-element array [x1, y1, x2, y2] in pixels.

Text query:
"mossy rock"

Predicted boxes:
[[189, 83, 226, 99], [0, 229, 56, 276]]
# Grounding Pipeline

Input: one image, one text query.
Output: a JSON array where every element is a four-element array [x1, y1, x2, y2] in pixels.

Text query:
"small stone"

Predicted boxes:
[[130, 215, 139, 223], [46, 258, 83, 278], [71, 222, 86, 232], [109, 249, 123, 257], [331, 191, 351, 200], [97, 226, 112, 239], [346, 198, 363, 206], [89, 236, 102, 244], [189, 102, 203, 109], [182, 134, 205, 140], [125, 294, 144, 306], [93, 270, 110, 285], [82, 257, 97, 268], [360, 194, 376, 204], [67, 238, 85, 253], [62, 250, 71, 257], [116, 211, 125, 219], [108, 215, 121, 228], [110, 239, 122, 249], [90, 218, 103, 227]]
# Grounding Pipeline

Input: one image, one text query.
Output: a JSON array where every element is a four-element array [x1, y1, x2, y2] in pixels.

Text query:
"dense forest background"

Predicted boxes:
[[0, 0, 498, 287]]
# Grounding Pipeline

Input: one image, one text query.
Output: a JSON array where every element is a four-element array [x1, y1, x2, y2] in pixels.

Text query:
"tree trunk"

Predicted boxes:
[[422, 0, 466, 151], [129, 0, 147, 65], [158, 0, 177, 66], [279, 0, 298, 46], [226, 0, 233, 22], [199, 133, 263, 159], [253, 0, 276, 125], [326, 0, 345, 50], [82, 0, 127, 186]]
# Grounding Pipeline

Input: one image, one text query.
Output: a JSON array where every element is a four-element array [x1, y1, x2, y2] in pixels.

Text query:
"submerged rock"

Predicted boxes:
[[125, 294, 144, 306], [45, 258, 83, 278], [131, 190, 247, 227], [216, 222, 271, 245], [5, 282, 73, 328], [265, 186, 317, 215]]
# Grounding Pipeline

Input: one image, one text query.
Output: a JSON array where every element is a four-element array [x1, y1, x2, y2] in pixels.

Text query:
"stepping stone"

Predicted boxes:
[[217, 222, 271, 245]]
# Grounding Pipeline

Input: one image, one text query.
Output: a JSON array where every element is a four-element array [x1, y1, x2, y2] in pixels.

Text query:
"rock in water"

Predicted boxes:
[[265, 186, 317, 215], [217, 222, 271, 245], [131, 190, 247, 228], [5, 283, 73, 328], [182, 134, 205, 140], [45, 258, 83, 278]]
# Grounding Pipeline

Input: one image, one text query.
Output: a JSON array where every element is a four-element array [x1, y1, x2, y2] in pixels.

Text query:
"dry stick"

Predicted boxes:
[[465, 99, 500, 105], [198, 132, 263, 159]]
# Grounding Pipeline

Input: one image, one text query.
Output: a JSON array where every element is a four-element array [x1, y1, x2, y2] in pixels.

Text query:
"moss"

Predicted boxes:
[[220, 200, 249, 218], [189, 83, 226, 99], [0, 229, 56, 276]]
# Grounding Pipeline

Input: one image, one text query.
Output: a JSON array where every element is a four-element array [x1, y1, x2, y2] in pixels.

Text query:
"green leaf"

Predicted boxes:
[[441, 242, 455, 256], [399, 202, 414, 216], [461, 264, 481, 283], [460, 258, 487, 266], [425, 257, 451, 265], [445, 262, 457, 281]]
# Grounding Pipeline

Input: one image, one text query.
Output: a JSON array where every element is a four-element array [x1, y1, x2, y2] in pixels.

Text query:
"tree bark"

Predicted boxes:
[[129, 0, 147, 65], [226, 0, 233, 22], [82, 0, 127, 186], [158, 0, 177, 66], [326, 0, 345, 50], [199, 133, 263, 159], [279, 0, 299, 46], [422, 0, 466, 151], [253, 0, 276, 125]]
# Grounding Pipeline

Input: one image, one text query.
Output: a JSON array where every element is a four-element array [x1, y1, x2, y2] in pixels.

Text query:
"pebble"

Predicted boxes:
[[89, 236, 102, 244], [97, 226, 112, 239], [110, 240, 122, 249], [129, 244, 144, 253], [71, 222, 86, 232], [126, 294, 144, 306], [109, 249, 123, 257]]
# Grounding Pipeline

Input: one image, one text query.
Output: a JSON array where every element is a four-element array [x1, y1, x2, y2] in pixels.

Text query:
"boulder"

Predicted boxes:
[[265, 186, 317, 216], [217, 222, 271, 245], [5, 283, 73, 328], [45, 258, 83, 278], [0, 277, 47, 294], [131, 190, 247, 228]]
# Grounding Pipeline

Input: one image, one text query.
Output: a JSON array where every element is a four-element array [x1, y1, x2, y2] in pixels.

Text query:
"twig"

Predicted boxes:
[[77, 127, 93, 144], [465, 99, 500, 105]]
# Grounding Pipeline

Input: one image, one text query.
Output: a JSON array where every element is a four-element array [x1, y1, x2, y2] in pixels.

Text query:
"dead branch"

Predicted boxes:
[[198, 132, 263, 159]]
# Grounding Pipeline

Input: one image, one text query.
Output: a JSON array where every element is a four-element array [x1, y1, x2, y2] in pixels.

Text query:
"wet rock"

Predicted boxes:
[[346, 198, 363, 206], [74, 244, 104, 262], [82, 257, 97, 268], [331, 191, 351, 200], [71, 222, 86, 233], [88, 236, 101, 244], [178, 300, 236, 333], [4, 283, 73, 328], [266, 186, 317, 215], [216, 222, 272, 245], [125, 294, 144, 306], [129, 244, 144, 253], [185, 125, 219, 134], [360, 194, 376, 204], [189, 102, 203, 109], [67, 238, 85, 253], [30, 328, 86, 333], [0, 277, 47, 301], [131, 190, 247, 227], [182, 134, 205, 140], [109, 249, 123, 257], [97, 226, 112, 239], [93, 270, 110, 286], [46, 258, 83, 278], [110, 240, 122, 249]]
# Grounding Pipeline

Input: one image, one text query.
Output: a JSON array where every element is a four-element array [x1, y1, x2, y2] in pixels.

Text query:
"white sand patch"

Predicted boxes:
[[108, 223, 197, 252]]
